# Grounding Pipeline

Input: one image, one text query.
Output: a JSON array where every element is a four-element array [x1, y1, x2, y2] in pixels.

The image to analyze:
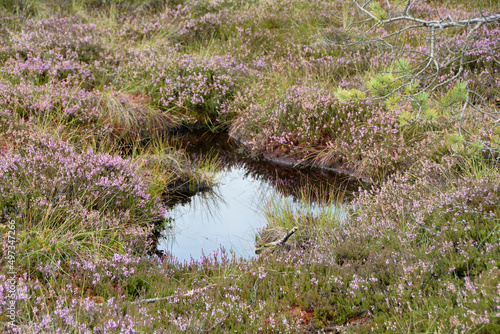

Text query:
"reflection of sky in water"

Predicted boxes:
[[159, 167, 272, 262], [157, 132, 357, 263]]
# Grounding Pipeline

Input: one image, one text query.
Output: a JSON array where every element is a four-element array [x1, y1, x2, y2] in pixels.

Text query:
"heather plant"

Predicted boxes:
[[0, 72, 176, 145], [81, 0, 168, 12], [340, 157, 500, 331], [122, 51, 247, 129], [332, 0, 500, 156], [0, 78, 99, 123], [0, 77, 115, 146], [0, 52, 95, 87], [5, 157, 498, 332], [250, 156, 500, 332], [8, 15, 107, 63], [0, 111, 167, 257], [0, 0, 499, 332], [2, 159, 500, 331], [232, 80, 419, 179], [0, 0, 169, 20]]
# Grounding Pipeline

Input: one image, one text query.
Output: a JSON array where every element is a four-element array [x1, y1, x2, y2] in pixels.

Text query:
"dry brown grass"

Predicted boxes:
[[99, 91, 179, 141]]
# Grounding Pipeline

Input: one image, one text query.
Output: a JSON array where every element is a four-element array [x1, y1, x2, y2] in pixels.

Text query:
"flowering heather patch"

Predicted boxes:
[[0, 0, 499, 332], [123, 51, 247, 128], [0, 112, 165, 255], [155, 55, 246, 124], [4, 174, 498, 333], [253, 158, 500, 332], [175, 10, 228, 46], [335, 158, 500, 331], [0, 51, 96, 87], [326, 1, 500, 154], [0, 264, 149, 333], [0, 78, 102, 127], [245, 84, 343, 149], [386, 13, 500, 103], [8, 15, 106, 63], [433, 22, 500, 103], [1, 143, 499, 332], [0, 78, 176, 143], [233, 82, 419, 178], [1, 136, 164, 221]]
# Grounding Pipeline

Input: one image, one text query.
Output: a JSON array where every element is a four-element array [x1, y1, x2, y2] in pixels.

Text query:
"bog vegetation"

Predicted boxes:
[[0, 0, 499, 332]]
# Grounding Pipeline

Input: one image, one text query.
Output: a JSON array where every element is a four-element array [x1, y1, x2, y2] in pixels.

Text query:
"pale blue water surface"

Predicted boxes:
[[160, 166, 271, 262], [157, 132, 356, 263]]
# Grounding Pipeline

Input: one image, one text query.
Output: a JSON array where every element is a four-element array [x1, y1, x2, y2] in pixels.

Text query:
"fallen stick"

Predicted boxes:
[[93, 284, 217, 306], [130, 284, 216, 304], [255, 226, 298, 254]]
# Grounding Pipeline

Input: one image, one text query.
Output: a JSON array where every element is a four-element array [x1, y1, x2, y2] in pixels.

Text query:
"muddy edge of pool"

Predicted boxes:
[[228, 132, 373, 185]]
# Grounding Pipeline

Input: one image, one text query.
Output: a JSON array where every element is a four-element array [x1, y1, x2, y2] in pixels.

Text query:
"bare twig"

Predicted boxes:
[[255, 226, 299, 254], [335, 0, 500, 153], [130, 284, 217, 304]]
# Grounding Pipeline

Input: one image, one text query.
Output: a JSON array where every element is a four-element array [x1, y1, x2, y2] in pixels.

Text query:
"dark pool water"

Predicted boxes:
[[158, 132, 357, 262]]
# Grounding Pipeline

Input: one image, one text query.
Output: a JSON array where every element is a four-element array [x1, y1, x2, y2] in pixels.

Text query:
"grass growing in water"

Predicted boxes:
[[258, 186, 349, 249]]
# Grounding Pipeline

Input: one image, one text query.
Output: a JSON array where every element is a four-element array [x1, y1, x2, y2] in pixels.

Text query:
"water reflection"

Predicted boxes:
[[161, 166, 272, 261], [158, 132, 359, 262]]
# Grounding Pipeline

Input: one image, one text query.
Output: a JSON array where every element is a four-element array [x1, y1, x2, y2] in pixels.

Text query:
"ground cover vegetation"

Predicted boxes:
[[0, 0, 499, 332]]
